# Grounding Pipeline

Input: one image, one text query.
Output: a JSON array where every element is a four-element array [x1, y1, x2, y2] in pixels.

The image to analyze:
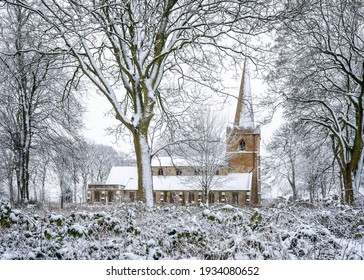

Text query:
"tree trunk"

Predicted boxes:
[[309, 187, 314, 204], [291, 184, 298, 201], [133, 130, 153, 207], [60, 194, 64, 209], [204, 190, 209, 207], [342, 168, 354, 205], [41, 164, 47, 204], [8, 168, 15, 206], [73, 169, 77, 203], [82, 175, 88, 203], [16, 148, 30, 204], [288, 175, 297, 201]]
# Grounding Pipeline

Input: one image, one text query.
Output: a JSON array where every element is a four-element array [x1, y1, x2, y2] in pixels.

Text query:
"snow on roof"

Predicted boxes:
[[151, 156, 227, 168], [106, 166, 252, 191], [151, 156, 189, 167]]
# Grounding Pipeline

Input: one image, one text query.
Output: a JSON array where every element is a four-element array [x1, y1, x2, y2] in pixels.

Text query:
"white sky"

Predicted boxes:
[[83, 90, 124, 149]]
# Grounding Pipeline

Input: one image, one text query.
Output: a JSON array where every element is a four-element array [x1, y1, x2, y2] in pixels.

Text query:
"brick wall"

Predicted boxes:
[[226, 127, 261, 205]]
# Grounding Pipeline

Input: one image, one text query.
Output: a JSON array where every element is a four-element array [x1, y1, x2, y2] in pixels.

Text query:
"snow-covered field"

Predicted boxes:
[[1, 201, 363, 260]]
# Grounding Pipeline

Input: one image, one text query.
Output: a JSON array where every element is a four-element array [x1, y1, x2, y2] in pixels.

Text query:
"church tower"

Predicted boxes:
[[226, 60, 261, 205]]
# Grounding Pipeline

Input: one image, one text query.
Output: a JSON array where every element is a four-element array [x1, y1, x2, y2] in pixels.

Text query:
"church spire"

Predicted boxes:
[[233, 59, 254, 129]]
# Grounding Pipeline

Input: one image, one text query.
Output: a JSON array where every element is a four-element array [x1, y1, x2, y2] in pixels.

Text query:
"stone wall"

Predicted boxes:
[[88, 189, 250, 207]]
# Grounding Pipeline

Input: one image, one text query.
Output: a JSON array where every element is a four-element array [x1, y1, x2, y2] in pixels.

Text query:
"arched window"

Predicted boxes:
[[239, 139, 246, 151], [158, 168, 164, 176], [176, 168, 182, 175]]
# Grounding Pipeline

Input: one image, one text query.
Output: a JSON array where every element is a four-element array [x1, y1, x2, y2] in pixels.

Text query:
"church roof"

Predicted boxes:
[[106, 166, 252, 191], [151, 156, 189, 167], [234, 59, 255, 129]]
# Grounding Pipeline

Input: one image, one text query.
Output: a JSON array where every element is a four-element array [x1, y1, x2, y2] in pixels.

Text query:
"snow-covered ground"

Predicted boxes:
[[0, 201, 363, 260]]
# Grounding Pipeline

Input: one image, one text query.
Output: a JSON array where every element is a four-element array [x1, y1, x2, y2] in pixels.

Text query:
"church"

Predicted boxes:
[[87, 62, 261, 207]]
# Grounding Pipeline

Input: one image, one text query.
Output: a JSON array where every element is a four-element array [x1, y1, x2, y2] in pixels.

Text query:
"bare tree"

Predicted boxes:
[[30, 148, 50, 204], [302, 154, 338, 204], [157, 109, 229, 206], [77, 140, 135, 203], [263, 121, 339, 203], [0, 144, 15, 203], [0, 3, 85, 204], [263, 122, 303, 200], [48, 136, 79, 208], [1, 0, 303, 207], [183, 111, 228, 205], [265, 0, 364, 204]]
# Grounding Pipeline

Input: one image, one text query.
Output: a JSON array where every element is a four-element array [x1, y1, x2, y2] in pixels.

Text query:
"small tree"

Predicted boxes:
[[301, 140, 338, 203], [77, 140, 135, 203], [164, 110, 229, 206], [264, 120, 340, 203], [50, 137, 80, 208], [263, 122, 303, 200]]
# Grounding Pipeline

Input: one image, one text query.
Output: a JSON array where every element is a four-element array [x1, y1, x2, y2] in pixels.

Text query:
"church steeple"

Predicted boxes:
[[226, 59, 261, 206], [233, 59, 254, 129]]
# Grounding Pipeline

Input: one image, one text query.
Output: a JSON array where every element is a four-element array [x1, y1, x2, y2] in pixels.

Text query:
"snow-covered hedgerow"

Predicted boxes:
[[0, 201, 363, 260]]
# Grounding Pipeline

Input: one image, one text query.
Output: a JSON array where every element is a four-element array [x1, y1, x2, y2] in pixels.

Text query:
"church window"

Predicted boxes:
[[94, 191, 100, 202], [176, 168, 182, 175], [108, 191, 113, 203], [220, 192, 226, 202], [239, 139, 246, 151], [178, 192, 184, 204], [209, 192, 215, 204], [189, 192, 195, 203], [232, 192, 239, 205], [158, 168, 164, 176], [246, 191, 250, 204]]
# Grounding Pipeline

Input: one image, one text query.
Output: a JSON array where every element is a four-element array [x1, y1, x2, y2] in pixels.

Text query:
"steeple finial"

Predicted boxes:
[[233, 59, 254, 129]]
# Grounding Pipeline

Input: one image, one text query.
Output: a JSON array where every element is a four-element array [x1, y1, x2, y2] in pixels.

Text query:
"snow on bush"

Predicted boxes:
[[0, 200, 363, 260]]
